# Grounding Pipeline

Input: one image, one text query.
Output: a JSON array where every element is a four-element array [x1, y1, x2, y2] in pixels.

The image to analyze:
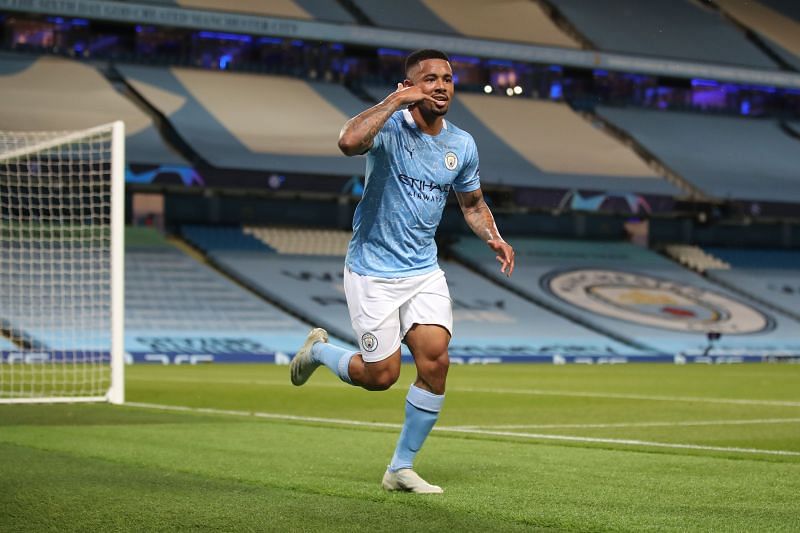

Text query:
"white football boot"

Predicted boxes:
[[290, 328, 329, 386], [382, 468, 443, 494]]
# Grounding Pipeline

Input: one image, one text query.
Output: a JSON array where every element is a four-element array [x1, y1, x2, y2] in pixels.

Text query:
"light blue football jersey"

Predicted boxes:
[[346, 109, 481, 278]]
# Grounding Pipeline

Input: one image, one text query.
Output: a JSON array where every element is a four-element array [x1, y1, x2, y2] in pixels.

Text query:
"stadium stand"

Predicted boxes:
[[182, 225, 275, 253], [714, 0, 800, 70], [125, 227, 317, 357], [118, 65, 367, 174], [0, 54, 186, 166], [0, 337, 16, 350], [703, 247, 800, 321], [0, 245, 112, 350], [596, 107, 800, 202], [706, 248, 800, 269], [245, 226, 351, 255], [758, 0, 800, 21], [663, 244, 731, 273], [364, 85, 678, 194], [785, 121, 800, 138], [198, 226, 639, 358], [350, 0, 579, 48], [547, 0, 779, 69], [133, 0, 356, 23], [452, 237, 800, 356], [0, 227, 321, 356]]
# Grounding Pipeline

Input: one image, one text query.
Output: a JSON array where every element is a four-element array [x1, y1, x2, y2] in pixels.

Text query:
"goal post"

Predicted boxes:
[[0, 121, 125, 404]]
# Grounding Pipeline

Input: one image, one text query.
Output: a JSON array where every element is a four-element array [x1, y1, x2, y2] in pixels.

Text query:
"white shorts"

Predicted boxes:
[[343, 267, 453, 363]]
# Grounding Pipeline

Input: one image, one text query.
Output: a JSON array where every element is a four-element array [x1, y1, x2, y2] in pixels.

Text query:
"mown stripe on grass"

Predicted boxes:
[[456, 417, 800, 430], [127, 402, 800, 457], [126, 375, 800, 407], [459, 387, 800, 407]]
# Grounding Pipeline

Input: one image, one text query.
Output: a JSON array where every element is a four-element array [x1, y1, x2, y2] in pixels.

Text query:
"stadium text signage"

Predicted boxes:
[[545, 269, 772, 334]]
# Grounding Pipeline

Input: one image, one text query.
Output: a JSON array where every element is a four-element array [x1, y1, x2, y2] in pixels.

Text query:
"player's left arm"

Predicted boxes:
[[455, 188, 515, 276]]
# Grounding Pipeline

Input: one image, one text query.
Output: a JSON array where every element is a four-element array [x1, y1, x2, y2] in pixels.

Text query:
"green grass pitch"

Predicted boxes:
[[2, 363, 799, 532]]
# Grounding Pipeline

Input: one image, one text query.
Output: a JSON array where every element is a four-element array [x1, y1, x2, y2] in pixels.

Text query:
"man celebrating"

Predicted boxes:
[[290, 49, 514, 493]]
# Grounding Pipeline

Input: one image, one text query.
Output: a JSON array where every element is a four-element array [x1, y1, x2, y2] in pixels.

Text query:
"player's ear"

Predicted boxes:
[[403, 79, 413, 88]]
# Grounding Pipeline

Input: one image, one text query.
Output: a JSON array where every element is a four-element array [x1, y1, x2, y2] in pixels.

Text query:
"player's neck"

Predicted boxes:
[[410, 107, 444, 136]]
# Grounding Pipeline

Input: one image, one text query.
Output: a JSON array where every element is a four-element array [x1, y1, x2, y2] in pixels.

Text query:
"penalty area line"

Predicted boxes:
[[125, 402, 800, 457]]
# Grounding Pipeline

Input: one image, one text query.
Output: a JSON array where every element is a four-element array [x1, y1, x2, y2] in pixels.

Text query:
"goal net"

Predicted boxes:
[[0, 122, 125, 404]]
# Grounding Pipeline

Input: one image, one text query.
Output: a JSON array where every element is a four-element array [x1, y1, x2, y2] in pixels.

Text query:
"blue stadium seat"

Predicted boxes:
[[117, 65, 366, 175], [548, 0, 778, 69], [703, 247, 800, 321], [181, 225, 276, 253], [597, 107, 800, 202], [124, 242, 316, 354]]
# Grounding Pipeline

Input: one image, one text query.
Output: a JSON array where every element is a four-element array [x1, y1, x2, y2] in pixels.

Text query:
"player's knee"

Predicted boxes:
[[367, 368, 400, 391], [364, 368, 400, 391], [419, 350, 449, 381], [362, 350, 401, 391], [432, 351, 450, 377]]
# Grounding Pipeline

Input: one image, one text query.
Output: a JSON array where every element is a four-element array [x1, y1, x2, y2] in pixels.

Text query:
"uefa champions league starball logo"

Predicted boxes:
[[361, 332, 378, 352], [544, 268, 772, 334]]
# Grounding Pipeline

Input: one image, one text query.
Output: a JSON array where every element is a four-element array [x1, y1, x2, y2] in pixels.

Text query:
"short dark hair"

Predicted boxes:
[[405, 49, 450, 75]]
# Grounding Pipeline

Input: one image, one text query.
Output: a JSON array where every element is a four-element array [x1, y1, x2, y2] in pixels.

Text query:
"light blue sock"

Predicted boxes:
[[311, 342, 357, 384], [388, 384, 445, 472]]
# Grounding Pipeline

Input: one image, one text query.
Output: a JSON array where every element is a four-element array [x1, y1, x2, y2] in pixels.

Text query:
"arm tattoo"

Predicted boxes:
[[458, 190, 502, 242], [340, 98, 399, 154]]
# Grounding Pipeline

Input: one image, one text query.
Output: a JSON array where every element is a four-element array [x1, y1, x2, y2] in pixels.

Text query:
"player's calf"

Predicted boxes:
[[348, 349, 402, 390]]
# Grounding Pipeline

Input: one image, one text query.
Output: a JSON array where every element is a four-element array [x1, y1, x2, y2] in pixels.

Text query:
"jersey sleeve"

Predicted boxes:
[[453, 136, 481, 193], [368, 113, 398, 154]]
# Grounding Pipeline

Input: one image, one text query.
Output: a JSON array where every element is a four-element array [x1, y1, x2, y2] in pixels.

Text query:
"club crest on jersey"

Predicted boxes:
[[444, 151, 458, 171], [361, 332, 378, 352]]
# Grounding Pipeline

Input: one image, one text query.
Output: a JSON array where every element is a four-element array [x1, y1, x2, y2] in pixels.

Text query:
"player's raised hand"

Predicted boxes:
[[391, 82, 438, 107], [488, 239, 515, 277]]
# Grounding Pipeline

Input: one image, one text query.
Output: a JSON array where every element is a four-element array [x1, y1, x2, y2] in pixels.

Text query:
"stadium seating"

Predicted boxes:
[[714, 0, 800, 70], [785, 121, 800, 138], [118, 65, 367, 175], [0, 338, 16, 350], [547, 0, 778, 69], [0, 244, 113, 350], [182, 225, 275, 253], [201, 226, 641, 358], [135, 0, 355, 23], [703, 248, 800, 321], [364, 86, 678, 195], [663, 244, 731, 273], [0, 227, 317, 354], [244, 226, 350, 255], [596, 107, 800, 202], [350, 0, 579, 48], [125, 228, 315, 355], [451, 237, 800, 356], [0, 54, 185, 166], [706, 248, 800, 269], [759, 0, 800, 21]]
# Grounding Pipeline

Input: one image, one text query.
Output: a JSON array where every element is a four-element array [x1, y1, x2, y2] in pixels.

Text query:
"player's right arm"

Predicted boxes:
[[338, 84, 437, 156]]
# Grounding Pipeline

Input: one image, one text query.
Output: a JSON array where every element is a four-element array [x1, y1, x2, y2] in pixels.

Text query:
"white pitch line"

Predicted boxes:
[[125, 376, 800, 408], [451, 418, 800, 430], [125, 402, 800, 457]]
